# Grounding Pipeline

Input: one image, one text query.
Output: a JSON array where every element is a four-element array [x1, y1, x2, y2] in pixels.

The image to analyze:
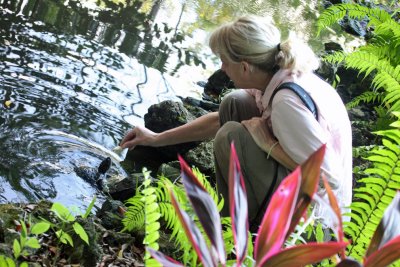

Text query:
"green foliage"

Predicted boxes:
[[12, 220, 41, 261], [122, 167, 234, 266], [317, 4, 392, 35], [345, 91, 384, 109], [0, 199, 95, 266], [318, 4, 400, 262], [345, 112, 400, 261], [47, 201, 91, 246], [142, 168, 162, 267], [318, 3, 400, 116], [0, 255, 22, 267]]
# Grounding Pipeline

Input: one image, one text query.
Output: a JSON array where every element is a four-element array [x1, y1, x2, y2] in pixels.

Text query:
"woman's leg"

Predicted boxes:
[[214, 90, 289, 224]]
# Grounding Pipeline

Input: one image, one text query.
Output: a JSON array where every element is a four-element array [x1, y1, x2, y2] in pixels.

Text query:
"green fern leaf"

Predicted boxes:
[[142, 168, 162, 267], [346, 121, 400, 260]]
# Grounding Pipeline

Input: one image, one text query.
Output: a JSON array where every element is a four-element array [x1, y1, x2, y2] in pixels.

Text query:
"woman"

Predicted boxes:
[[120, 16, 352, 229]]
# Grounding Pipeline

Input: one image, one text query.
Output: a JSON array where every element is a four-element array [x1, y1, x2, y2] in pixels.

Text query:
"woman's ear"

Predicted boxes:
[[241, 61, 253, 75]]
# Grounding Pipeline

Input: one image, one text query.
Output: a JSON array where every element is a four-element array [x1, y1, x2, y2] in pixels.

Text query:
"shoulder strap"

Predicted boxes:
[[270, 82, 319, 120]]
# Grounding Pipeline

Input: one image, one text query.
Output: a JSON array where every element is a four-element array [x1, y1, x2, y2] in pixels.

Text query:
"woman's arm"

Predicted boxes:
[[241, 117, 298, 170], [120, 112, 220, 150]]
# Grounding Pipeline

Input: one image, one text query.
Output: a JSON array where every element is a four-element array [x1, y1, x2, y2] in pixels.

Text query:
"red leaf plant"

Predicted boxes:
[[148, 143, 349, 266]]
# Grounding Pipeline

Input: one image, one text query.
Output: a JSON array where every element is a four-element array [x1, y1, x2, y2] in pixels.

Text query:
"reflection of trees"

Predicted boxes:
[[4, 0, 205, 74]]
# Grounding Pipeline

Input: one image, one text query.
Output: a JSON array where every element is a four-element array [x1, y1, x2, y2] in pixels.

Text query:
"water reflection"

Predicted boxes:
[[0, 0, 206, 208]]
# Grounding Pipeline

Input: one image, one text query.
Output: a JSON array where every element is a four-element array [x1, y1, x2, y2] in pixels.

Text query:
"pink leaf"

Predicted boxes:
[[365, 191, 400, 257], [147, 247, 184, 267], [178, 155, 225, 266], [229, 142, 249, 266], [287, 145, 326, 237], [364, 235, 400, 267], [169, 187, 216, 267], [258, 241, 348, 267], [322, 173, 345, 258], [254, 167, 301, 263]]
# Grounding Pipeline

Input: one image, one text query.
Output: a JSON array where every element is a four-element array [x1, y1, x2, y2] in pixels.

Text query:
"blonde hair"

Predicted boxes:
[[209, 15, 319, 74]]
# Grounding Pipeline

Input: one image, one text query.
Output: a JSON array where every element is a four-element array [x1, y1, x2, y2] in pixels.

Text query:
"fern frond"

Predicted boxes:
[[142, 168, 162, 267], [374, 20, 400, 42], [317, 4, 392, 35], [322, 51, 346, 65], [122, 193, 145, 232], [346, 124, 400, 261], [345, 91, 383, 109], [344, 51, 390, 79]]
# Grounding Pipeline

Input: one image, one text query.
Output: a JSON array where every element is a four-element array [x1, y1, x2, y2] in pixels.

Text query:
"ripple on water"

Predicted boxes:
[[0, 127, 128, 209]]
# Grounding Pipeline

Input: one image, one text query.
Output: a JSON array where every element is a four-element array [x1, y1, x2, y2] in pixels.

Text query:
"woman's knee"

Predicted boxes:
[[219, 90, 260, 124], [214, 121, 243, 149]]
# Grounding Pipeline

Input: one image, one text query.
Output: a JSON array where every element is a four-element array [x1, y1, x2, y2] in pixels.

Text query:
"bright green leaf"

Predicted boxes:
[[31, 222, 51, 235], [83, 196, 96, 219], [73, 222, 89, 245], [13, 239, 21, 259], [25, 237, 41, 249], [56, 230, 74, 247], [51, 203, 75, 222]]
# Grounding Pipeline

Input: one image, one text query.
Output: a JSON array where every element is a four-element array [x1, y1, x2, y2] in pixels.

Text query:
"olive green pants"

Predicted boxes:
[[214, 90, 290, 227]]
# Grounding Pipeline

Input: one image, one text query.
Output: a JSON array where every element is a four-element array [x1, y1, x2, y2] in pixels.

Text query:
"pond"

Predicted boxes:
[[0, 0, 336, 209]]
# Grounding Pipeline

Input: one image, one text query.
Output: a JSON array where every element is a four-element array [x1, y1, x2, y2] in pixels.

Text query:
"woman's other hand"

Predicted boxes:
[[241, 117, 277, 152], [120, 126, 158, 150]]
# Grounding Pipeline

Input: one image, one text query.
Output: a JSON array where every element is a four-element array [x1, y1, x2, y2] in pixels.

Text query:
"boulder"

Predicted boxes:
[[144, 100, 199, 159]]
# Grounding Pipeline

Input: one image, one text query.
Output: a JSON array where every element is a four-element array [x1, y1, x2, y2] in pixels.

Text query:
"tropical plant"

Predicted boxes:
[[0, 218, 48, 267], [343, 112, 400, 263], [0, 198, 95, 266], [148, 144, 353, 266], [12, 220, 42, 261], [122, 168, 233, 266], [141, 168, 162, 267], [38, 199, 95, 248], [317, 3, 400, 116]]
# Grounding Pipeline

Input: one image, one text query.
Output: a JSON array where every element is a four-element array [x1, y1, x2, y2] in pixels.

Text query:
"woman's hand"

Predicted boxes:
[[120, 126, 159, 150], [241, 117, 277, 152]]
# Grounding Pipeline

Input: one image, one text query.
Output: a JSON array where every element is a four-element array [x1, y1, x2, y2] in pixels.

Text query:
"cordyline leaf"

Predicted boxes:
[[169, 187, 216, 267], [228, 142, 248, 266], [365, 191, 400, 257], [179, 155, 225, 266], [287, 145, 326, 238], [364, 235, 400, 267], [147, 247, 184, 267], [254, 167, 301, 264], [258, 241, 348, 267], [322, 173, 345, 259]]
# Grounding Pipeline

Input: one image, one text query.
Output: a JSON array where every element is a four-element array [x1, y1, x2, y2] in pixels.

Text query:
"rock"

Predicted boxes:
[[202, 69, 235, 98], [183, 140, 215, 177], [324, 41, 343, 53], [103, 230, 135, 247], [157, 162, 180, 181], [96, 199, 126, 230], [108, 173, 145, 201], [144, 100, 200, 159]]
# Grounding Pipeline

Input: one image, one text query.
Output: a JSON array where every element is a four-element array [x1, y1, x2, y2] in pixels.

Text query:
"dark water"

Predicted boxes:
[[0, 0, 210, 208], [0, 0, 338, 209]]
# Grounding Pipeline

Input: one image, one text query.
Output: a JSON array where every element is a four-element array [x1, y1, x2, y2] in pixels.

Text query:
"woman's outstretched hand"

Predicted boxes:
[[120, 126, 159, 150]]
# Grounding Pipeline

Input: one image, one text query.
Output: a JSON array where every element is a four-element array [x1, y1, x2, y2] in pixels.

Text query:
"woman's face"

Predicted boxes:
[[220, 56, 243, 87]]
